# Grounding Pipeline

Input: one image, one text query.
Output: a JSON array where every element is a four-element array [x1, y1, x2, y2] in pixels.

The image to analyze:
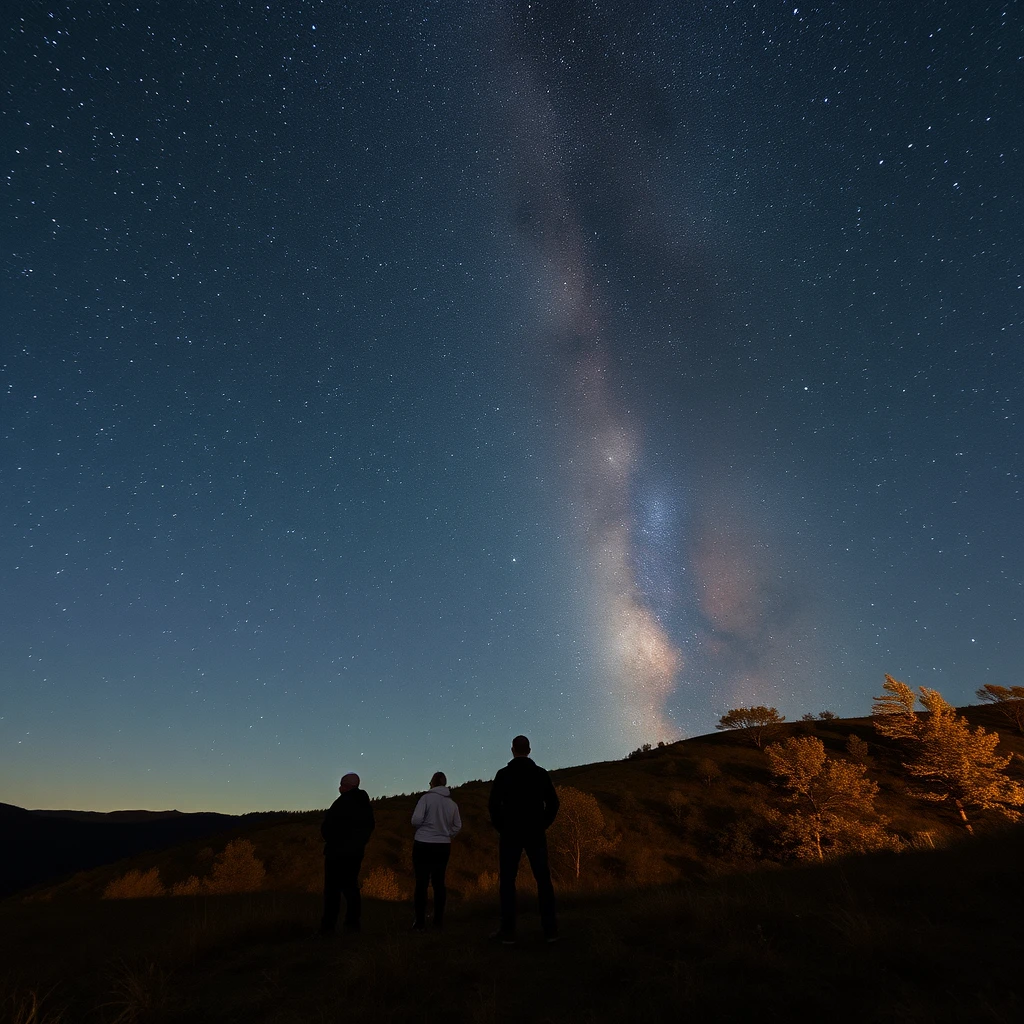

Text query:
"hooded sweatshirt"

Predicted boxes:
[[411, 786, 462, 844]]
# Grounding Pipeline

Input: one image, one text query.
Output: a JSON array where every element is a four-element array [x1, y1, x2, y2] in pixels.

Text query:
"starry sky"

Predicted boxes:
[[2, 2, 1021, 813]]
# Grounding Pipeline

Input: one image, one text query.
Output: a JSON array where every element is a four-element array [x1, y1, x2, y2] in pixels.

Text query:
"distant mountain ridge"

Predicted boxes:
[[0, 802, 283, 899]]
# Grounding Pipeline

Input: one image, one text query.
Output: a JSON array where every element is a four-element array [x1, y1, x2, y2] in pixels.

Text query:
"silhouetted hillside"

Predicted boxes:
[[17, 703, 1022, 904], [0, 803, 285, 899]]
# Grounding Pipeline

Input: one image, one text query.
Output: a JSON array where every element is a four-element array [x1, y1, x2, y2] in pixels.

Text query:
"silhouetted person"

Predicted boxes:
[[320, 772, 375, 934], [488, 735, 559, 943], [410, 771, 462, 930]]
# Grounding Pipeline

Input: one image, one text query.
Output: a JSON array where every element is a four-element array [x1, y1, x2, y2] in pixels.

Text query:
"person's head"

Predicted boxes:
[[339, 772, 360, 793], [511, 735, 531, 757], [430, 771, 447, 788]]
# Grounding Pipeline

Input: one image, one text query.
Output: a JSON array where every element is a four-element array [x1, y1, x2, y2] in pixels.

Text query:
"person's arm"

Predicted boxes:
[[542, 772, 559, 829], [321, 803, 336, 843], [411, 795, 427, 829], [449, 801, 462, 838]]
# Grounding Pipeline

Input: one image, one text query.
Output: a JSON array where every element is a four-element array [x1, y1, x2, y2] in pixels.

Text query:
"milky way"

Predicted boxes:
[[491, 29, 682, 744], [1, 2, 1020, 811]]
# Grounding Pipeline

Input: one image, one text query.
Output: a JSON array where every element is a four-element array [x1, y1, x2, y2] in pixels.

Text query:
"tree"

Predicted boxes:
[[765, 736, 897, 862], [666, 789, 688, 825], [871, 675, 918, 740], [548, 786, 615, 881], [695, 757, 722, 787], [872, 677, 1024, 833], [976, 684, 1024, 735], [205, 838, 266, 893], [845, 734, 872, 765], [716, 706, 786, 749]]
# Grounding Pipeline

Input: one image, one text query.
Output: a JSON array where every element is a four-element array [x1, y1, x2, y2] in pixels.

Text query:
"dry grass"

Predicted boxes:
[[1, 983, 66, 1024], [2, 826, 1022, 1023]]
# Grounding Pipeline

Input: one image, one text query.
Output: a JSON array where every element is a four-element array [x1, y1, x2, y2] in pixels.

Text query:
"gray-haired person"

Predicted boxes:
[[320, 772, 375, 934]]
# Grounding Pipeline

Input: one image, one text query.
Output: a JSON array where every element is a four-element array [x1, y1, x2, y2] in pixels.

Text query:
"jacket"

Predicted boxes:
[[488, 756, 559, 835], [410, 786, 462, 843], [321, 787, 376, 858]]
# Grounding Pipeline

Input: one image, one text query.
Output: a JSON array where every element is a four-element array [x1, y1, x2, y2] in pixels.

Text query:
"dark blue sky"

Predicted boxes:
[[2, 1, 1020, 812]]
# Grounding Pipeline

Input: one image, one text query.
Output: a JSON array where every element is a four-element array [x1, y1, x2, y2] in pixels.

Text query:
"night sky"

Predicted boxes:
[[2, 2, 1021, 813]]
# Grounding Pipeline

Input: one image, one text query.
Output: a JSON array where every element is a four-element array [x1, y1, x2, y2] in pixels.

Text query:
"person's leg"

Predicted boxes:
[[498, 835, 523, 937], [338, 852, 364, 929], [430, 843, 451, 927], [412, 841, 430, 928], [321, 858, 342, 934], [524, 833, 557, 938]]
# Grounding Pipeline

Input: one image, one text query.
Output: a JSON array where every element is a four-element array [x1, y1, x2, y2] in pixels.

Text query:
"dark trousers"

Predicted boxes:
[[321, 851, 364, 933], [412, 840, 451, 927], [498, 831, 557, 937]]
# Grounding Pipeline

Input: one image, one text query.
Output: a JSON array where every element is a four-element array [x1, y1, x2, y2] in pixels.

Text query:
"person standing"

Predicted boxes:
[[320, 772, 375, 935], [410, 771, 462, 930], [488, 735, 559, 943]]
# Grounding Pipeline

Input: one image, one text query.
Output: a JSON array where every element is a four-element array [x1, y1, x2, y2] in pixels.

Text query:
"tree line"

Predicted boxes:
[[713, 676, 1024, 860]]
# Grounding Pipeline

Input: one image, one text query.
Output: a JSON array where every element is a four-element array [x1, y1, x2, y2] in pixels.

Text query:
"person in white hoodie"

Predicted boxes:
[[410, 771, 462, 930]]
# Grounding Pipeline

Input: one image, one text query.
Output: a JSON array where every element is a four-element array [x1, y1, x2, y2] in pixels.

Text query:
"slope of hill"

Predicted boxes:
[[3, 705, 1022, 1020], [15, 704, 1023, 904], [2, 822, 1021, 1023]]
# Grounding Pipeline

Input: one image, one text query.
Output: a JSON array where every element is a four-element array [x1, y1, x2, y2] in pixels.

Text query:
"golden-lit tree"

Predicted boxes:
[[205, 838, 266, 894], [765, 736, 897, 862], [716, 706, 786, 749], [873, 678, 1024, 833], [548, 786, 615, 880], [976, 684, 1024, 734], [871, 675, 919, 740]]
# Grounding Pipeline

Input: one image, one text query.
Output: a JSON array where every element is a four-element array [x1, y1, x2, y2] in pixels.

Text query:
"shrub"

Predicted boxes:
[[170, 875, 202, 896], [205, 839, 266, 894], [362, 866, 403, 901], [103, 868, 165, 899], [471, 870, 499, 895], [666, 790, 688, 825], [696, 758, 722, 787]]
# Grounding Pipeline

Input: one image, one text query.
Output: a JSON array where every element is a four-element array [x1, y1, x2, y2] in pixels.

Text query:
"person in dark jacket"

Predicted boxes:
[[488, 735, 559, 942], [320, 771, 375, 934]]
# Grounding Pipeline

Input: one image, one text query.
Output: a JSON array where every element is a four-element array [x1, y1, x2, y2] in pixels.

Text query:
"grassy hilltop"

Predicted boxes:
[[3, 704, 1023, 1022]]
